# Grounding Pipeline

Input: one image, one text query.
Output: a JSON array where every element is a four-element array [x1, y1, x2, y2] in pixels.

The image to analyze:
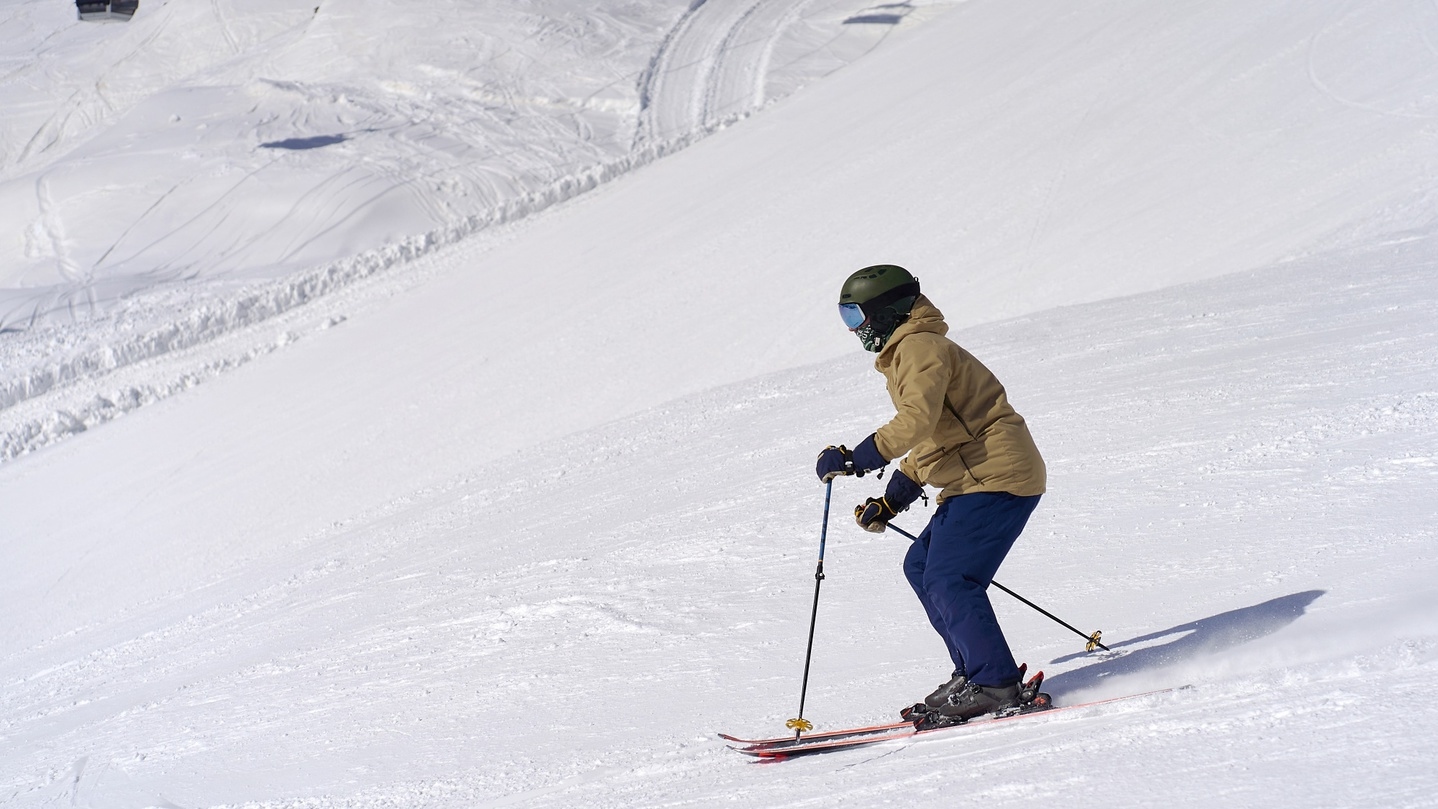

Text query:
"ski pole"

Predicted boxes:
[[787, 479, 833, 739], [886, 522, 1110, 653]]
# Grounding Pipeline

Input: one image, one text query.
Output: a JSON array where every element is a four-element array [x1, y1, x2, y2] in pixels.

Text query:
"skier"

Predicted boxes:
[[815, 264, 1046, 723]]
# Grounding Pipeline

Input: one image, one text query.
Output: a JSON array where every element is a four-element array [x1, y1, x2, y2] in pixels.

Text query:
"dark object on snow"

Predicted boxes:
[[77, 0, 138, 22], [260, 135, 349, 151], [843, 13, 904, 25]]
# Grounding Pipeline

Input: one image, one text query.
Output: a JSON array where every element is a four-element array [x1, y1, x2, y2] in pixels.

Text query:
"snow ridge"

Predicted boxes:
[[0, 128, 720, 461], [0, 0, 932, 463]]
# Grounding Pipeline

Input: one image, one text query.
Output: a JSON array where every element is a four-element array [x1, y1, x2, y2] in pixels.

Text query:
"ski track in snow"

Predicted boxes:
[[637, 0, 803, 145], [4, 1, 1438, 805], [2, 235, 1436, 807], [0, 0, 927, 464], [635, 0, 913, 145]]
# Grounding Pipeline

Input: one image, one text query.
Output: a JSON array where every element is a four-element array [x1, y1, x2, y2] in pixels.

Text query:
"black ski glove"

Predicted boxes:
[[854, 469, 924, 532]]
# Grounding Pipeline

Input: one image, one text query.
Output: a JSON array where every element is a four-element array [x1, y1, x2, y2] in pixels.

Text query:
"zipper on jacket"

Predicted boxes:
[[914, 446, 947, 466]]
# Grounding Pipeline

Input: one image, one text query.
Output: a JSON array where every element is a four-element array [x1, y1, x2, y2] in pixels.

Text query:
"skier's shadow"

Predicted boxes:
[[1040, 589, 1325, 696]]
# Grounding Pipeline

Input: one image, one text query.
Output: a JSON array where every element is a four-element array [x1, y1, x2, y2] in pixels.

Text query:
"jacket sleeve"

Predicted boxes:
[[874, 335, 952, 461]]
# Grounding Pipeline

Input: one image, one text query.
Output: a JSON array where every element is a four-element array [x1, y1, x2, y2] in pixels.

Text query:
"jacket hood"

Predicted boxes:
[[876, 295, 947, 370]]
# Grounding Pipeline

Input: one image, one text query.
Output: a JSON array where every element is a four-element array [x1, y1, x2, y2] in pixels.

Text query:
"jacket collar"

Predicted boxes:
[[875, 295, 948, 370]]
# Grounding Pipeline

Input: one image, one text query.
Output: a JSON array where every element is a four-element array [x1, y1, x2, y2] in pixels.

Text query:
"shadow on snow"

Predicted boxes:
[[260, 134, 349, 150], [1041, 589, 1326, 696], [843, 2, 911, 25]]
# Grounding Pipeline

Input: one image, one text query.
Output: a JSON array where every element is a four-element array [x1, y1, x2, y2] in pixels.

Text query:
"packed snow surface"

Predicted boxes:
[[0, 0, 927, 457], [2, 0, 1438, 806]]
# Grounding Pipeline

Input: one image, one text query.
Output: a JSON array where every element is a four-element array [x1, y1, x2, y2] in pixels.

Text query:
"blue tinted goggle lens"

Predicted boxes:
[[838, 303, 868, 330]]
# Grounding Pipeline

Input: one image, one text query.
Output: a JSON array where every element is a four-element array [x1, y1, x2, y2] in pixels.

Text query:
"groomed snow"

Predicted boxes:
[[0, 0, 931, 458], [2, 0, 1437, 806]]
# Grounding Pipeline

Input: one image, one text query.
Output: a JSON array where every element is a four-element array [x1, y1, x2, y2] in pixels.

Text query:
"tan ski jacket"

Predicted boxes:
[[873, 296, 1046, 501]]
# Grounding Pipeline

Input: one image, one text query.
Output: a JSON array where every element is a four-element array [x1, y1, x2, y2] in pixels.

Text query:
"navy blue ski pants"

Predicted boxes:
[[903, 491, 1041, 688]]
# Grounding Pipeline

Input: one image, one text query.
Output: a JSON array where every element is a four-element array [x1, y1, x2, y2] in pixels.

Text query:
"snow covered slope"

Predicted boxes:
[[0, 0, 915, 326], [8, 0, 1438, 461], [2, 0, 1438, 805], [3, 227, 1435, 808], [0, 0, 924, 450]]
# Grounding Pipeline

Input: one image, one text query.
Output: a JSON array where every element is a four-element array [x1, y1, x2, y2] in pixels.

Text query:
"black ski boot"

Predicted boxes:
[[900, 671, 968, 721], [922, 672, 969, 709], [938, 681, 1022, 721], [902, 664, 1033, 723], [914, 668, 1053, 730]]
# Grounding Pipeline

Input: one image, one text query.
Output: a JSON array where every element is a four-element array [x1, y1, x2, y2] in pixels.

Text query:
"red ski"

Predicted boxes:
[[718, 718, 913, 747], [723, 667, 1049, 753], [726, 686, 1186, 759]]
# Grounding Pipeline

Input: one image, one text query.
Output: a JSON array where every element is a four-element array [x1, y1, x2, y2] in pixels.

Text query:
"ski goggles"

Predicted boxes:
[[838, 303, 868, 331]]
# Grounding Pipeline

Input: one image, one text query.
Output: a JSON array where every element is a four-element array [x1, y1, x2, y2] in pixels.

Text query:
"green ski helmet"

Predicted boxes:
[[837, 264, 920, 352]]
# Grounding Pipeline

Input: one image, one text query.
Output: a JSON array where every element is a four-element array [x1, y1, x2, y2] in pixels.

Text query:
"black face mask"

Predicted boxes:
[[855, 303, 909, 353]]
